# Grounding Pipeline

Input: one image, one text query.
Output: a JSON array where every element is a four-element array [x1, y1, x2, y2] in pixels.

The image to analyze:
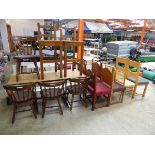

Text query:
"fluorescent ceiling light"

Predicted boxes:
[[150, 30, 155, 32]]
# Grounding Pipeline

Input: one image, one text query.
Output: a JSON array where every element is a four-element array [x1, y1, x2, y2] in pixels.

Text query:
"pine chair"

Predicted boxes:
[[3, 83, 37, 124], [115, 57, 135, 96], [105, 64, 126, 104], [127, 60, 149, 98], [60, 26, 81, 72], [38, 80, 65, 118]]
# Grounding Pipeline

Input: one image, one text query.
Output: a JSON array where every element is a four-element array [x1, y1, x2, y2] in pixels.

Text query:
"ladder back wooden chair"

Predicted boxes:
[[127, 60, 149, 98], [12, 36, 40, 81], [115, 57, 135, 95], [104, 64, 126, 104], [39, 40, 63, 79], [37, 23, 59, 73], [63, 41, 84, 77], [37, 23, 56, 40], [3, 83, 37, 124], [59, 26, 78, 71]]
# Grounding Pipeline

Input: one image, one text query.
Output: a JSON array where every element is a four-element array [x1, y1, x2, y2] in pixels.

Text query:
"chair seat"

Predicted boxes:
[[128, 76, 149, 85], [87, 81, 111, 96], [113, 81, 126, 92], [116, 77, 135, 87]]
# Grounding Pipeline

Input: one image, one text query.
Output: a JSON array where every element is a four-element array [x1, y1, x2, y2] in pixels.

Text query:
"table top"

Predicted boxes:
[[14, 55, 40, 59], [6, 69, 86, 85]]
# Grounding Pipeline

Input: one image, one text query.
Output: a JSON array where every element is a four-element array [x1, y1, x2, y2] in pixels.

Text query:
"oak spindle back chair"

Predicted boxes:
[[66, 77, 86, 111], [38, 80, 65, 118], [3, 83, 37, 124]]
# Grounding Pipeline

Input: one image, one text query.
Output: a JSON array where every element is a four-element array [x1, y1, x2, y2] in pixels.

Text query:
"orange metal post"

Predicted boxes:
[[77, 19, 84, 59], [139, 19, 147, 49]]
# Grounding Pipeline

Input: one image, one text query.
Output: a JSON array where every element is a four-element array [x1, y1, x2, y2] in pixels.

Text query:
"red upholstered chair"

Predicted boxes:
[[92, 62, 102, 80], [85, 67, 115, 111]]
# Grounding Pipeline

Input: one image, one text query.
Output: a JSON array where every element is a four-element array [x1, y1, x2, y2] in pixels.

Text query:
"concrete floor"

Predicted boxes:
[[0, 61, 155, 135]]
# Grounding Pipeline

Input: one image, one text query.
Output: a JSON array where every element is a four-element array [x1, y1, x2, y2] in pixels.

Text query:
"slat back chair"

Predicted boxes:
[[38, 80, 65, 118], [63, 41, 84, 77], [12, 36, 39, 81], [92, 62, 102, 79], [3, 83, 37, 124], [37, 23, 56, 40], [37, 23, 60, 77], [12, 36, 24, 55], [127, 60, 149, 98], [60, 26, 76, 41], [66, 77, 86, 110], [21, 36, 37, 55], [115, 57, 129, 85], [39, 40, 63, 79], [60, 27, 77, 70], [12, 36, 36, 55], [104, 64, 126, 104]]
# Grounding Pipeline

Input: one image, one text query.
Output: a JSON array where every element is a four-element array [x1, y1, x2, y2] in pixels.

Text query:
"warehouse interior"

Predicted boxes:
[[0, 1, 154, 155]]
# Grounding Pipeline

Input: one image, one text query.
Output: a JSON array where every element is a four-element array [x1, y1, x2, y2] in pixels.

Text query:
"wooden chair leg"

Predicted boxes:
[[120, 90, 125, 103], [72, 63, 74, 71], [142, 84, 148, 97], [132, 86, 137, 99], [70, 94, 74, 111], [30, 103, 37, 119], [12, 106, 17, 124], [83, 92, 88, 107], [42, 100, 46, 118], [107, 93, 112, 107], [55, 62, 57, 72], [91, 95, 96, 111], [34, 61, 40, 79], [58, 98, 63, 115]]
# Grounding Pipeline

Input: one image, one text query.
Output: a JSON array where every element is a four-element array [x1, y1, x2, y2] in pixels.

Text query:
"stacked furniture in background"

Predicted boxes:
[[0, 52, 7, 83], [106, 41, 138, 58]]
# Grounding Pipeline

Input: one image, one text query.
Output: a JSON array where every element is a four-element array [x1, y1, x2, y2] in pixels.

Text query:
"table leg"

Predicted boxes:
[[34, 59, 40, 79], [16, 60, 20, 82], [59, 47, 63, 78], [64, 47, 67, 77]]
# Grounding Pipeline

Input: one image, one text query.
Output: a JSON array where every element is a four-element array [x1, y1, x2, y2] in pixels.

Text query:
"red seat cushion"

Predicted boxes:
[[87, 81, 111, 96]]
